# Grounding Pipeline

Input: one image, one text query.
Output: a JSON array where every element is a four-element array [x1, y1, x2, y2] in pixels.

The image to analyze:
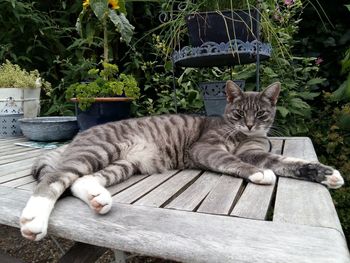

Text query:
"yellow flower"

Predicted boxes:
[[83, 0, 89, 9], [108, 0, 120, 10]]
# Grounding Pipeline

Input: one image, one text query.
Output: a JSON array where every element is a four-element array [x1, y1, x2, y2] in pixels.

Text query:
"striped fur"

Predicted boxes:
[[20, 81, 344, 241]]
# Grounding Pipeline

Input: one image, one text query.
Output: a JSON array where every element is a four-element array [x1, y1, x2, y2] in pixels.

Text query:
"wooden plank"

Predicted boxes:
[[269, 138, 283, 154], [0, 137, 27, 144], [0, 146, 40, 155], [0, 169, 31, 184], [274, 178, 343, 234], [231, 182, 275, 220], [0, 185, 349, 263], [282, 137, 318, 161], [166, 171, 221, 211], [227, 138, 280, 219], [113, 170, 178, 203], [58, 242, 107, 263], [134, 169, 202, 207], [197, 175, 243, 215], [16, 181, 36, 191], [108, 174, 148, 195], [273, 137, 343, 233], [2, 175, 35, 188], [0, 159, 35, 176], [0, 149, 44, 164]]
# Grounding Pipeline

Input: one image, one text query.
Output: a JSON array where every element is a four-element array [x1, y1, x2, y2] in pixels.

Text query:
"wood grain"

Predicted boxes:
[[113, 170, 178, 203], [134, 169, 202, 207], [108, 174, 149, 196], [231, 182, 275, 220], [197, 175, 243, 215], [0, 185, 349, 263], [273, 137, 343, 233], [166, 171, 221, 211]]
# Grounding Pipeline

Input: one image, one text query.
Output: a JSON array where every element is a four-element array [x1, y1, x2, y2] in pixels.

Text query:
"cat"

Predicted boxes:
[[20, 80, 344, 241]]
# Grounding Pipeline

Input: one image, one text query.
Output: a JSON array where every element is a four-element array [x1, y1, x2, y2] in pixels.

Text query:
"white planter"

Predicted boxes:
[[0, 88, 41, 118]]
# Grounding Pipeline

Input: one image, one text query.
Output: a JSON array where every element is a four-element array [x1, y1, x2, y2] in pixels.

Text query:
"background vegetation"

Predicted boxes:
[[0, 0, 349, 242]]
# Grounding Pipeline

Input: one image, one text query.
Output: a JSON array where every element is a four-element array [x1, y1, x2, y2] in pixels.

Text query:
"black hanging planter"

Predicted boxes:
[[71, 98, 132, 131], [186, 8, 259, 47]]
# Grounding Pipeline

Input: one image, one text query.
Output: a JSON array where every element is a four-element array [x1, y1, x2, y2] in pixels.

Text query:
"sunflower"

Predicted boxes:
[[83, 0, 89, 9], [108, 0, 120, 10]]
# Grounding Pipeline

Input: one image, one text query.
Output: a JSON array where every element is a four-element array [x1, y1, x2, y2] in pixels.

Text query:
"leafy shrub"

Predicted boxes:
[[66, 62, 139, 110], [0, 60, 51, 93]]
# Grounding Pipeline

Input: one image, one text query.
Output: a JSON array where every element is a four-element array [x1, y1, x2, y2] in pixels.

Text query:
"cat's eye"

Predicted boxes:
[[233, 109, 244, 116], [256, 111, 265, 118], [233, 109, 244, 118]]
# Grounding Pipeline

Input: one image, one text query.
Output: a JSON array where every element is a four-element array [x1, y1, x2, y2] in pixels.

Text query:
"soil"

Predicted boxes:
[[0, 224, 176, 263]]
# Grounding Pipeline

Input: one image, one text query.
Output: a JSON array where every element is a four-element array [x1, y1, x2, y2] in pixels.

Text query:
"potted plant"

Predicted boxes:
[[68, 0, 137, 130], [185, 1, 259, 47], [0, 60, 51, 118], [66, 62, 139, 130]]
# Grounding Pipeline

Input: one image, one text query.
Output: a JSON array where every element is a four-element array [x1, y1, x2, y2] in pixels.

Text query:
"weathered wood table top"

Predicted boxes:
[[0, 137, 349, 262]]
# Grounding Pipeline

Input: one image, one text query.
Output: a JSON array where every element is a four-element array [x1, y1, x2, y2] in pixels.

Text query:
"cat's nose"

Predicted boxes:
[[247, 124, 253, 130]]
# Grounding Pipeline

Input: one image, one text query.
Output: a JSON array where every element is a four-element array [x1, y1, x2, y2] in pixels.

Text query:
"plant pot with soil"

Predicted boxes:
[[66, 63, 139, 131]]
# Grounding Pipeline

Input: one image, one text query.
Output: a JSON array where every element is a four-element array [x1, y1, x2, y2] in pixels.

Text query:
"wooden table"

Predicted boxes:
[[0, 137, 349, 262]]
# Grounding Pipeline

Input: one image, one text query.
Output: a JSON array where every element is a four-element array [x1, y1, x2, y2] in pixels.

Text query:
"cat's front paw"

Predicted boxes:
[[249, 169, 276, 185], [321, 170, 344, 189], [298, 163, 344, 189], [20, 196, 54, 241]]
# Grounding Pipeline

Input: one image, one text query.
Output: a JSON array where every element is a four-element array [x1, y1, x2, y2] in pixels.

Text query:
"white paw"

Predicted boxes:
[[88, 188, 112, 214], [249, 169, 276, 185], [20, 196, 54, 241], [321, 170, 344, 189], [71, 177, 112, 214]]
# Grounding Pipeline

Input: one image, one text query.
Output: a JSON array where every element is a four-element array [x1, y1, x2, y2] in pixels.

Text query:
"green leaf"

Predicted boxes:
[[108, 11, 134, 44], [306, 78, 326, 86], [118, 0, 127, 14], [277, 106, 289, 118], [298, 91, 320, 100], [90, 0, 108, 21], [345, 4, 350, 12]]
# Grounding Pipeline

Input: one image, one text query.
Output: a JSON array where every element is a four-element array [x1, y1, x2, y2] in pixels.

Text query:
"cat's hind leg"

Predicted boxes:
[[20, 171, 79, 241], [70, 160, 137, 214]]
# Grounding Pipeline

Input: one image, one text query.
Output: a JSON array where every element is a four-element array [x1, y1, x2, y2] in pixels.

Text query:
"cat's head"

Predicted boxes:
[[224, 80, 280, 136]]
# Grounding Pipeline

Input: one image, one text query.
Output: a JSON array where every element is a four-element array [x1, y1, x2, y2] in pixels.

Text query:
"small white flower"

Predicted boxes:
[[35, 78, 42, 88]]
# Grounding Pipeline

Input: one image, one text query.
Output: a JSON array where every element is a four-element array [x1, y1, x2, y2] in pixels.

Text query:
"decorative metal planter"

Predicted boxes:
[[173, 40, 272, 68], [186, 9, 259, 47], [199, 80, 245, 116], [0, 97, 23, 137]]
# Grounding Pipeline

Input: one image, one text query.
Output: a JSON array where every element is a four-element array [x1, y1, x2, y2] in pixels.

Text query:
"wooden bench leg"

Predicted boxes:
[[58, 242, 107, 263], [113, 250, 126, 263]]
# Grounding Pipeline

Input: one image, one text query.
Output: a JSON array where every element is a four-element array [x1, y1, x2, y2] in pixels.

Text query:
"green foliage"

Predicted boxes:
[[0, 60, 52, 94], [331, 47, 350, 100], [128, 34, 205, 116], [66, 62, 139, 110], [77, 0, 134, 47]]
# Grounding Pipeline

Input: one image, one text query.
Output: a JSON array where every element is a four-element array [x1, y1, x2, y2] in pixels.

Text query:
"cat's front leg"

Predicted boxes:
[[238, 150, 344, 189], [295, 161, 344, 189], [189, 142, 276, 185]]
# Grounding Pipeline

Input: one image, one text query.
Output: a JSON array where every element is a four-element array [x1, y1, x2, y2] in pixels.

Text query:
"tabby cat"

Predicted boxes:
[[20, 81, 344, 241]]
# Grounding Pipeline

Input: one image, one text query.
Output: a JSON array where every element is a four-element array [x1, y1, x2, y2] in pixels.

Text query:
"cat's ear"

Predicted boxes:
[[261, 82, 281, 106], [225, 80, 243, 103]]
